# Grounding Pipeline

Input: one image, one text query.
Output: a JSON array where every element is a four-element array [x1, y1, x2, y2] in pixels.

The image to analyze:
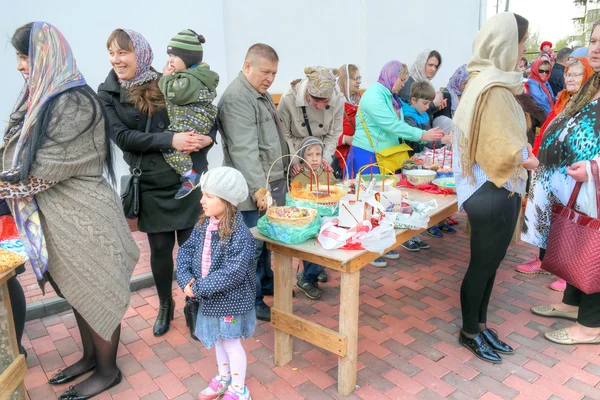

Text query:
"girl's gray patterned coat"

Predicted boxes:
[[176, 212, 256, 317]]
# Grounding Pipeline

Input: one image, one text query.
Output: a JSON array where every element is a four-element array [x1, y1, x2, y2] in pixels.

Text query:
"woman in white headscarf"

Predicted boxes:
[[452, 12, 538, 364], [334, 64, 361, 178], [399, 49, 447, 113]]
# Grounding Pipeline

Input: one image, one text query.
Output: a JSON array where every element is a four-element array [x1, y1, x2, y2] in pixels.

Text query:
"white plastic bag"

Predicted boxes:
[[317, 217, 396, 254]]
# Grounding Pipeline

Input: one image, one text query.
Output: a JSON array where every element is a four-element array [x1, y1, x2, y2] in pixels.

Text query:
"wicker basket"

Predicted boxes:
[[0, 248, 25, 274], [266, 206, 317, 226], [405, 170, 437, 186]]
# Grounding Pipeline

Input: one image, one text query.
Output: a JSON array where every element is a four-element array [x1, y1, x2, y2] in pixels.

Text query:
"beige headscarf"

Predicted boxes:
[[454, 12, 528, 188]]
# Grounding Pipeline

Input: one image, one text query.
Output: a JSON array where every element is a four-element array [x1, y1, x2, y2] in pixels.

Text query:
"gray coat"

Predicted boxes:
[[218, 72, 289, 211]]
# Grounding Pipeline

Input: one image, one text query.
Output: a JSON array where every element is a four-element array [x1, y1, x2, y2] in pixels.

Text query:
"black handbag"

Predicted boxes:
[[121, 116, 151, 219]]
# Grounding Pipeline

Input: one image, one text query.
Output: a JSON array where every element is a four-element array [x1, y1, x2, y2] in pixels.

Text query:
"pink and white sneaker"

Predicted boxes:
[[198, 376, 230, 400], [222, 386, 252, 400], [516, 258, 551, 275], [550, 278, 567, 292]]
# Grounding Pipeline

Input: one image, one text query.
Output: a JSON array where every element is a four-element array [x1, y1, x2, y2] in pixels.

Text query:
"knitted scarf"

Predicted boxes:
[[447, 64, 469, 112], [378, 60, 405, 111], [338, 64, 360, 106], [8, 22, 86, 280], [118, 29, 158, 88], [454, 12, 527, 189], [409, 49, 437, 88]]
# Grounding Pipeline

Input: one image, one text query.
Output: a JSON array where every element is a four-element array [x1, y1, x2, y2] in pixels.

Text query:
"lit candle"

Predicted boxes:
[[327, 171, 331, 195], [310, 170, 313, 192]]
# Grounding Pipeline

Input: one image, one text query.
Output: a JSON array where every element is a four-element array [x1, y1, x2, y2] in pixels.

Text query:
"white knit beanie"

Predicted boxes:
[[200, 167, 249, 206]]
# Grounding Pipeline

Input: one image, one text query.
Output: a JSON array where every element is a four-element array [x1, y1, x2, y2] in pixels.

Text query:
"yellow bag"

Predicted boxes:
[[358, 108, 412, 172]]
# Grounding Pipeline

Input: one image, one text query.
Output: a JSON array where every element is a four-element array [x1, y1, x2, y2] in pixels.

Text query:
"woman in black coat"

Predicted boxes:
[[98, 29, 215, 338]]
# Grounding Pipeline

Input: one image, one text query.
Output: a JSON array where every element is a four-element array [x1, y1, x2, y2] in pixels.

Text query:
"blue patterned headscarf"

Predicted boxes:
[[447, 64, 470, 112]]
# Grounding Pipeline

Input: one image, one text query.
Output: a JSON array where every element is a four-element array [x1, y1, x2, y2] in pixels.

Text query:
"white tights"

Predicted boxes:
[[215, 338, 247, 392]]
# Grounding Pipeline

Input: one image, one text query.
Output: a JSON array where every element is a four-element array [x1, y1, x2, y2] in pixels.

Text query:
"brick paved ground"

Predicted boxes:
[[18, 213, 600, 399]]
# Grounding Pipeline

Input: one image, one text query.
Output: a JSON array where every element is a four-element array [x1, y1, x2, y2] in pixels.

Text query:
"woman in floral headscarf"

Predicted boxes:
[[278, 66, 345, 176], [5, 22, 139, 398], [98, 29, 217, 340], [446, 64, 470, 116]]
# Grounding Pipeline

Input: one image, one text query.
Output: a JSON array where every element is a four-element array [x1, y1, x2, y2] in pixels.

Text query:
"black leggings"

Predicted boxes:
[[7, 273, 26, 355], [147, 227, 194, 300], [461, 182, 521, 334]]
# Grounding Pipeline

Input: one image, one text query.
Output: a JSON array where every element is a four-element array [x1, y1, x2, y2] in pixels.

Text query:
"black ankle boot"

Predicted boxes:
[[153, 297, 174, 337], [184, 298, 199, 341]]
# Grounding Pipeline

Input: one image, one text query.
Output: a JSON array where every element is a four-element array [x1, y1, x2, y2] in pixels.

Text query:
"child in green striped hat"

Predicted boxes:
[[159, 29, 220, 199]]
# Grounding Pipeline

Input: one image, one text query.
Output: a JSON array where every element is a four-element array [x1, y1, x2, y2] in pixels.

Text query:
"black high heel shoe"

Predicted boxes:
[[153, 297, 174, 337], [184, 297, 199, 341], [481, 328, 514, 354], [49, 364, 96, 385], [458, 331, 502, 364], [58, 370, 122, 400]]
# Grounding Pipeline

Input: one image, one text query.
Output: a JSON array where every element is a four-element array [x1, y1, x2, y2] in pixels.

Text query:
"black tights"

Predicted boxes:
[[7, 274, 26, 355], [461, 182, 521, 335], [147, 227, 194, 300], [48, 276, 121, 396]]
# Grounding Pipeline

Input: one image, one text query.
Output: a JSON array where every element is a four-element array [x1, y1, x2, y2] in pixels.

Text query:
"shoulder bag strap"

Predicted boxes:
[[301, 106, 313, 136], [343, 109, 356, 129], [591, 160, 600, 217], [133, 115, 152, 176], [358, 107, 377, 152]]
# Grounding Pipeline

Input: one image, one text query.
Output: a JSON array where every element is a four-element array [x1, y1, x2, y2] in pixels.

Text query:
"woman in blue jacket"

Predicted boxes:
[[528, 59, 556, 115], [348, 60, 443, 267]]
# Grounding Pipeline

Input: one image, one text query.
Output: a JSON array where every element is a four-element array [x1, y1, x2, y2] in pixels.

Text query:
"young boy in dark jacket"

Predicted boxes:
[[159, 29, 219, 199]]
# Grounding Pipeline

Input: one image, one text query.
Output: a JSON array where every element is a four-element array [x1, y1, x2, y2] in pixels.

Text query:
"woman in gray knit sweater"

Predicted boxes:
[[4, 22, 139, 399]]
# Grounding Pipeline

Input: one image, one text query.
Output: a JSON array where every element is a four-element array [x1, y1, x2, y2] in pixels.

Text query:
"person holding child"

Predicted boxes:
[[291, 137, 336, 298], [98, 28, 217, 338], [176, 167, 256, 400], [159, 29, 219, 199]]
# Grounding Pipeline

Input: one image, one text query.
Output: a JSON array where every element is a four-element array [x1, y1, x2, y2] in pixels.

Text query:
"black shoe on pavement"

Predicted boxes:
[[256, 303, 271, 322], [458, 331, 502, 364], [481, 328, 514, 354]]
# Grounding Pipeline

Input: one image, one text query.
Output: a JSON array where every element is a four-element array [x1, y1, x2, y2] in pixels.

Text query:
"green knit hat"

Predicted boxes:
[[167, 29, 205, 68]]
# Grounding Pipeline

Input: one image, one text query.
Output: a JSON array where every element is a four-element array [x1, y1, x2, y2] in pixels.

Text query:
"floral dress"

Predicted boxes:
[[522, 99, 600, 248]]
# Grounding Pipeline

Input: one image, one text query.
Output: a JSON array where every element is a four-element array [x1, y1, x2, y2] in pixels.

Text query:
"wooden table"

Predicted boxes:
[[0, 265, 27, 400], [251, 189, 457, 396]]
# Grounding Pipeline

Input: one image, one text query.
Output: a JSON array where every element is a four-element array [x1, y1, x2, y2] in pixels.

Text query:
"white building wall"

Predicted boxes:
[[0, 0, 485, 182]]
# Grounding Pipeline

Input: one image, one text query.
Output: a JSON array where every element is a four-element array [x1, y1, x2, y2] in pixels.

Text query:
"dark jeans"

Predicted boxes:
[[242, 210, 273, 307], [302, 261, 324, 283], [563, 284, 600, 328], [461, 182, 521, 334]]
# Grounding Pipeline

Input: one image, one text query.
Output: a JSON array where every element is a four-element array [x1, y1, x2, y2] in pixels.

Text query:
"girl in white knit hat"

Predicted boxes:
[[176, 166, 256, 400]]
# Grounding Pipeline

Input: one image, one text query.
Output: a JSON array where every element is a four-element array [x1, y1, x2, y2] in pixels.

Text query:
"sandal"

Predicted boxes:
[[531, 305, 578, 321], [545, 329, 600, 345]]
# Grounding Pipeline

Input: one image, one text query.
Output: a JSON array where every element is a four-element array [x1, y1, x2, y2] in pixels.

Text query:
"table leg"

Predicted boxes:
[[338, 269, 360, 396], [273, 252, 293, 366]]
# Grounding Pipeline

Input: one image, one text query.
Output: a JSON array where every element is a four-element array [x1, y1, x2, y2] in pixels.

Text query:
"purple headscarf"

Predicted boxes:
[[377, 60, 405, 110], [118, 29, 158, 88], [446, 64, 469, 112]]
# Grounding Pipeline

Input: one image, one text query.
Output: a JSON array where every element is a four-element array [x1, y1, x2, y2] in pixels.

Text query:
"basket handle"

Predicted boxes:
[[356, 163, 396, 201]]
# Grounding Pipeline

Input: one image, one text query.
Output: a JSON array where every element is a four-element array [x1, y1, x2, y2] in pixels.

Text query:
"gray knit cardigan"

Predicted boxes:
[[2, 91, 140, 341]]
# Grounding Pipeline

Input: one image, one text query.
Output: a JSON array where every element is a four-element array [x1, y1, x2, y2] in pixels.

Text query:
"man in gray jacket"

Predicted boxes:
[[218, 43, 288, 321]]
